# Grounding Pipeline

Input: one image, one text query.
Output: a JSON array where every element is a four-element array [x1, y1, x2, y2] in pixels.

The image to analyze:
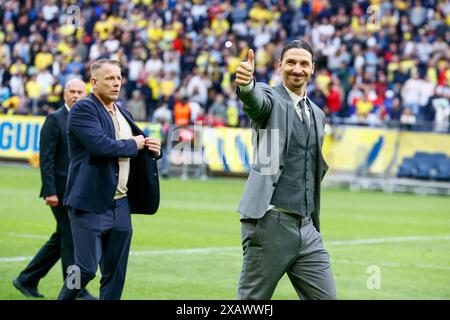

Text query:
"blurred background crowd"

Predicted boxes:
[[0, 0, 450, 131]]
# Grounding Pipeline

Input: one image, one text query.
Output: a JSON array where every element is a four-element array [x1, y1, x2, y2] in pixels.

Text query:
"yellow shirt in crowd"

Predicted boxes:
[[94, 18, 114, 40], [160, 79, 176, 98], [25, 80, 41, 99], [34, 52, 53, 70], [9, 62, 27, 75]]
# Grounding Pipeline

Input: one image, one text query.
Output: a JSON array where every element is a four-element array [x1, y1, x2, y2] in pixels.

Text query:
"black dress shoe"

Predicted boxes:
[[13, 279, 44, 298], [76, 290, 97, 300]]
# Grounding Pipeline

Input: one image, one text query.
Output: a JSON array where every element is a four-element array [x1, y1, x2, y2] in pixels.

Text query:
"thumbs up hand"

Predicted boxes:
[[235, 49, 255, 86]]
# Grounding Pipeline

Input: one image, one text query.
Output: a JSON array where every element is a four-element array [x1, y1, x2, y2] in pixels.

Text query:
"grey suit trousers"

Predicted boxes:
[[237, 210, 337, 300]]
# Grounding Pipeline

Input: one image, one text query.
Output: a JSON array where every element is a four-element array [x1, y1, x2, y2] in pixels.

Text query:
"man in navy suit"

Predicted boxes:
[[13, 79, 95, 300], [57, 59, 161, 300]]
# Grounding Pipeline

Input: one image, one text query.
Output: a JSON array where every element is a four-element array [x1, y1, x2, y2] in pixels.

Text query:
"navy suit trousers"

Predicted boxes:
[[58, 197, 132, 300]]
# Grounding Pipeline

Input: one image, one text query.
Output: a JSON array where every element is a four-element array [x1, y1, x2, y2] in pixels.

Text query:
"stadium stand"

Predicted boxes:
[[0, 0, 449, 132]]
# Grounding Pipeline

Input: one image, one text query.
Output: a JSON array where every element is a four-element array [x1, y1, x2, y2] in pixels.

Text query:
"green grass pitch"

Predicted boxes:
[[0, 165, 449, 300]]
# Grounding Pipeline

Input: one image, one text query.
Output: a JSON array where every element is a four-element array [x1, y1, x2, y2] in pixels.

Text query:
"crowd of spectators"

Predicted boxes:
[[0, 0, 450, 132]]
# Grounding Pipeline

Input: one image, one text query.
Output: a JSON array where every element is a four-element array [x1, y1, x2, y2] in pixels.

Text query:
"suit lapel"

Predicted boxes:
[[307, 98, 323, 143], [274, 84, 295, 156], [89, 94, 117, 138], [307, 97, 326, 167], [61, 107, 69, 142], [56, 106, 69, 133], [117, 105, 144, 136], [63, 106, 68, 122]]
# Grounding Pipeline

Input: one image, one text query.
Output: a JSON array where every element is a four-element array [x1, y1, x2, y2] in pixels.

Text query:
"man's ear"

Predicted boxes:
[[311, 62, 315, 75]]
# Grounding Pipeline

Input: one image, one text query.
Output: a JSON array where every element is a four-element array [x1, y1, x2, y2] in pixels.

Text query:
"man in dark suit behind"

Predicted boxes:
[[57, 59, 161, 300], [13, 79, 95, 300]]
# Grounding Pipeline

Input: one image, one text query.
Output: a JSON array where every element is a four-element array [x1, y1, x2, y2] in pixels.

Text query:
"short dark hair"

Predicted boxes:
[[90, 59, 122, 75], [280, 40, 314, 62]]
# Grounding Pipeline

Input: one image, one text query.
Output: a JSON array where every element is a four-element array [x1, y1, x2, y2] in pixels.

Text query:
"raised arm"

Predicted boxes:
[[235, 49, 275, 126]]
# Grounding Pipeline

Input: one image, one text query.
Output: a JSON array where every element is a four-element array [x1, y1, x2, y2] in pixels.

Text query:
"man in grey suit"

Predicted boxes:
[[234, 40, 337, 300]]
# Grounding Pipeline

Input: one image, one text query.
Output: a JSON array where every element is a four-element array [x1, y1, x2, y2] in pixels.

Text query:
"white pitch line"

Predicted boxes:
[[1, 235, 449, 264], [0, 256, 33, 262], [0, 232, 48, 240], [4, 232, 450, 245], [2, 254, 449, 271], [130, 246, 238, 256], [331, 259, 450, 271], [327, 235, 450, 246]]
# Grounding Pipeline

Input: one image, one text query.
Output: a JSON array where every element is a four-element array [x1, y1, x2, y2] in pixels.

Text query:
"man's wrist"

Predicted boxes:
[[239, 79, 255, 93]]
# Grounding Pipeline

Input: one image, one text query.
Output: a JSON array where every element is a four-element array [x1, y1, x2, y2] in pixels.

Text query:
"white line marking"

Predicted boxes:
[[331, 259, 450, 271], [4, 232, 450, 245], [1, 235, 449, 268], [0, 232, 48, 240], [327, 235, 450, 246], [130, 247, 238, 256], [2, 254, 449, 271], [0, 256, 32, 262]]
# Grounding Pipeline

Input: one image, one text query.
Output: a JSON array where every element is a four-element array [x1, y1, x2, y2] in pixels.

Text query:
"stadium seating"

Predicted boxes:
[[397, 152, 450, 181], [397, 157, 415, 178], [435, 158, 450, 181]]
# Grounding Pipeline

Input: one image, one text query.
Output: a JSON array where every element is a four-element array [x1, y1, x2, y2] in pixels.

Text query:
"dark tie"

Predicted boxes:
[[298, 99, 309, 129]]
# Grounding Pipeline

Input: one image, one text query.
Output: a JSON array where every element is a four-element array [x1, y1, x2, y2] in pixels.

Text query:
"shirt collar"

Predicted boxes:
[[64, 103, 70, 112], [103, 102, 118, 116], [283, 84, 308, 108]]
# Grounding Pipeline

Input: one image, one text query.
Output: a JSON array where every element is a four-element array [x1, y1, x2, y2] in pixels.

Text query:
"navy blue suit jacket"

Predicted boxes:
[[64, 93, 160, 214]]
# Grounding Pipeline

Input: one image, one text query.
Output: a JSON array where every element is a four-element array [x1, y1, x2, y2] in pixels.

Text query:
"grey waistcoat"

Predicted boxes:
[[270, 107, 318, 217]]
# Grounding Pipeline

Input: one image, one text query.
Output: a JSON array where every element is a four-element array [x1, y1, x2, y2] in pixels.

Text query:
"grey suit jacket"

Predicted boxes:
[[237, 81, 329, 232]]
